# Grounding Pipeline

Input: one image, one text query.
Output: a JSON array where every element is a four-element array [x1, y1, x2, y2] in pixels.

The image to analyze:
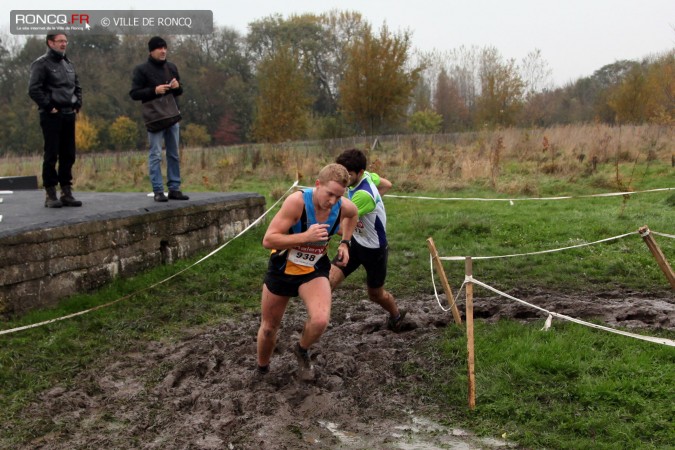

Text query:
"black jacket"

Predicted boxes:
[[129, 57, 183, 105], [28, 49, 82, 113]]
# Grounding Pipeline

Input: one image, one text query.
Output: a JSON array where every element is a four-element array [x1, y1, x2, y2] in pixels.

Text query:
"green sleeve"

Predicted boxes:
[[350, 190, 376, 217], [369, 172, 381, 186]]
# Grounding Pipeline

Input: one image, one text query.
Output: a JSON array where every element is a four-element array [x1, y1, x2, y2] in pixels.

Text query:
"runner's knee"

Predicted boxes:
[[260, 321, 280, 338], [308, 316, 329, 332], [368, 288, 389, 303]]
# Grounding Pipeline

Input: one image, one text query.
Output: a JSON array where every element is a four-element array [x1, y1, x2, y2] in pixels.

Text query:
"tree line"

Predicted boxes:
[[0, 10, 672, 155]]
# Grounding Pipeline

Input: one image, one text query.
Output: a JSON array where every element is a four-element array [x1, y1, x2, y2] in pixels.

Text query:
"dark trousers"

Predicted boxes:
[[40, 111, 76, 188]]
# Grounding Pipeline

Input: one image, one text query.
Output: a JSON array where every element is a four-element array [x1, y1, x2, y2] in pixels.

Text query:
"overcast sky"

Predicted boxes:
[[3, 0, 674, 86]]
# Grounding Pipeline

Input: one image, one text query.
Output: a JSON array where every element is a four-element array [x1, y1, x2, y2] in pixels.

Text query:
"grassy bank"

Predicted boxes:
[[1, 125, 674, 448], [409, 321, 674, 449]]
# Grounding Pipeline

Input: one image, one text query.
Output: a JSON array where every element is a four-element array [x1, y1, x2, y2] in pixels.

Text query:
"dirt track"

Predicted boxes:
[[16, 288, 674, 449]]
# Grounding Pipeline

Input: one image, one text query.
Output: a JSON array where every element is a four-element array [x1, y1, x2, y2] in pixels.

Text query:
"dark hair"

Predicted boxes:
[[46, 33, 66, 45], [335, 148, 367, 173]]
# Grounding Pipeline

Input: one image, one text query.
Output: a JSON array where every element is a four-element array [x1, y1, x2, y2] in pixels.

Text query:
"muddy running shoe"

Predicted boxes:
[[292, 343, 315, 381], [250, 365, 269, 385], [387, 309, 407, 332]]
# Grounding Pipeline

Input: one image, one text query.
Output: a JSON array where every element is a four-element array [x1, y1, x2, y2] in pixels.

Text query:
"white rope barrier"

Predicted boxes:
[[430, 260, 675, 346], [385, 187, 674, 203], [439, 229, 673, 261], [0, 181, 298, 336], [440, 231, 639, 261], [429, 254, 459, 313], [463, 276, 675, 347]]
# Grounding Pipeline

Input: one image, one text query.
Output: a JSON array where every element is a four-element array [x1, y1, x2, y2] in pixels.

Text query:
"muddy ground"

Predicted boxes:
[[16, 288, 674, 449]]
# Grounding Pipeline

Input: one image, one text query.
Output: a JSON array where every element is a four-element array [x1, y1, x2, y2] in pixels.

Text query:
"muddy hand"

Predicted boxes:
[[306, 223, 329, 242], [334, 247, 348, 267]]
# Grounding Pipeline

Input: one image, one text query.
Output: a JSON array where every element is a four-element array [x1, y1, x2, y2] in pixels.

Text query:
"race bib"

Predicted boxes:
[[288, 244, 326, 267]]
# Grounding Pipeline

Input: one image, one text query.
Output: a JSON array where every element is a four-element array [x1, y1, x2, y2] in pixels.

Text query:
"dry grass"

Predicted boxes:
[[1, 124, 671, 195]]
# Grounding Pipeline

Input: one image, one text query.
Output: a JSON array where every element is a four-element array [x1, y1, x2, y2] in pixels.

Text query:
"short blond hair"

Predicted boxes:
[[317, 163, 349, 187]]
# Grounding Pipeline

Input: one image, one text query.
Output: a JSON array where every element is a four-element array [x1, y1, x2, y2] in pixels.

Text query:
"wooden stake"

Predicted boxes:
[[465, 256, 476, 410], [639, 225, 675, 289], [426, 237, 462, 324]]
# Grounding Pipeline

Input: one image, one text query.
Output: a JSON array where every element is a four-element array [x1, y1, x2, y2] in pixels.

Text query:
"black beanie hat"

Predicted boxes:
[[148, 36, 167, 52]]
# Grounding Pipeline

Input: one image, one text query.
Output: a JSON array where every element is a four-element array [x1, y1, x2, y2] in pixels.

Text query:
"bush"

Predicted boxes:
[[75, 114, 100, 153], [182, 123, 211, 148], [408, 110, 443, 134], [109, 116, 139, 151]]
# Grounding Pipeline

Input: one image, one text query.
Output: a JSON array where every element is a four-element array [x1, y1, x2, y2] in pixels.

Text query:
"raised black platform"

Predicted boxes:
[[0, 190, 266, 316], [0, 175, 39, 190]]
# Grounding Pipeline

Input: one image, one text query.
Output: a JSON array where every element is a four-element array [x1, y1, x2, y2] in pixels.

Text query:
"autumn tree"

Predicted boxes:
[[0, 34, 12, 104], [474, 47, 524, 127], [411, 77, 432, 112], [248, 14, 329, 114], [646, 51, 675, 124], [252, 45, 312, 142], [588, 60, 638, 123], [318, 10, 367, 116], [248, 11, 366, 119], [0, 35, 44, 154], [213, 112, 242, 146], [434, 69, 470, 131], [171, 30, 255, 143], [608, 64, 651, 123], [609, 51, 675, 124], [339, 23, 422, 134], [427, 46, 480, 111]]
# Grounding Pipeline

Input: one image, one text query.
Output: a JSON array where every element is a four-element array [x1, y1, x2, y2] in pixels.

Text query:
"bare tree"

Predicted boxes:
[[520, 49, 553, 97]]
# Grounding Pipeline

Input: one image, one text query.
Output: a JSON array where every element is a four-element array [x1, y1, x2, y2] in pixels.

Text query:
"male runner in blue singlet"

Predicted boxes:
[[256, 163, 358, 380]]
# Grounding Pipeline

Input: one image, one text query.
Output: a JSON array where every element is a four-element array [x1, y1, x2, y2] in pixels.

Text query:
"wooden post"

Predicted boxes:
[[465, 256, 476, 410], [426, 237, 462, 325], [639, 226, 675, 289]]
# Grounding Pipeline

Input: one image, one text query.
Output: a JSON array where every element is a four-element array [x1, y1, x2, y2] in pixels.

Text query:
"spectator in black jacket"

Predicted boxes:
[[129, 36, 188, 202], [28, 32, 83, 208]]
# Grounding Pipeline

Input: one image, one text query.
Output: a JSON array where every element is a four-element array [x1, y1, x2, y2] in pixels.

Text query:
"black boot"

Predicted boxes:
[[45, 186, 63, 208], [60, 185, 82, 207]]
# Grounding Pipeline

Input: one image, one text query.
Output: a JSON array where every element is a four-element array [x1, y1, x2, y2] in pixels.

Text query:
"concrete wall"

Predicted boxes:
[[0, 193, 265, 316]]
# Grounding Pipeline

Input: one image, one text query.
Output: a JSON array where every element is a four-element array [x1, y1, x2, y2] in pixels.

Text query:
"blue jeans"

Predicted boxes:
[[148, 122, 180, 193]]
